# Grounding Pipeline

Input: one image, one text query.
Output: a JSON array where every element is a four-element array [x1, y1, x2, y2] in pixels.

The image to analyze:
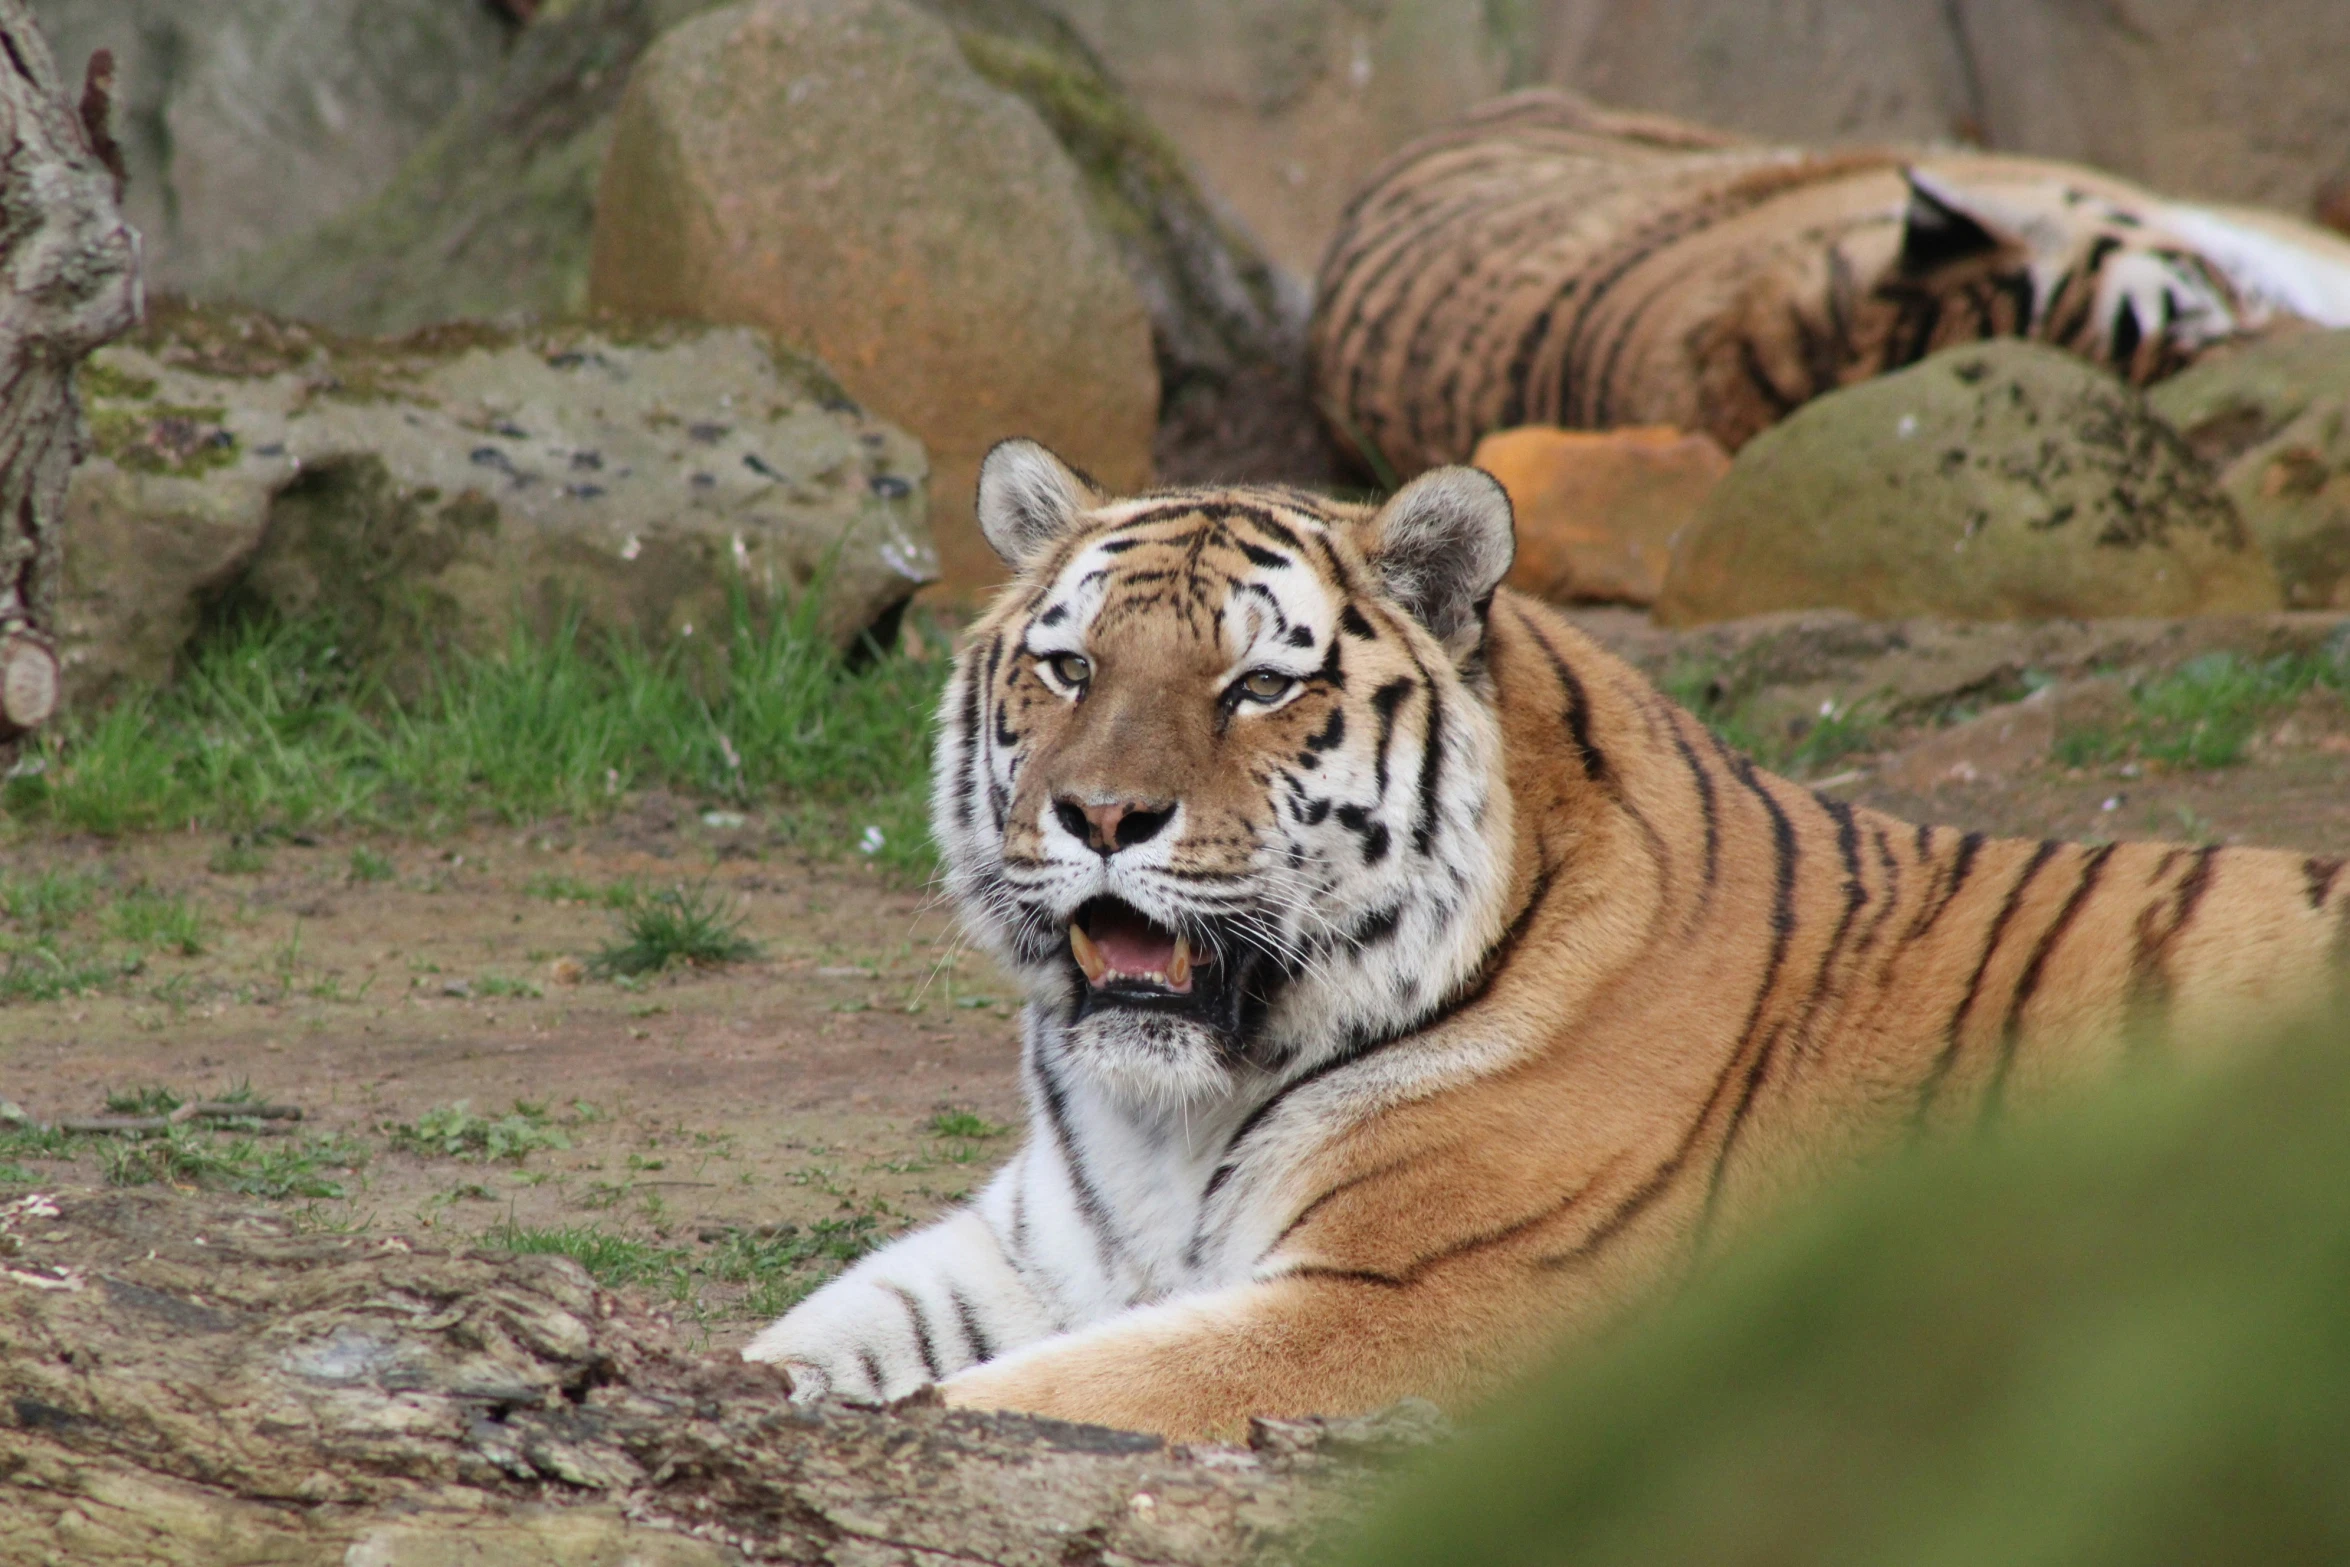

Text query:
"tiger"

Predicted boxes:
[[742, 439, 2350, 1440], [1309, 88, 2350, 478]]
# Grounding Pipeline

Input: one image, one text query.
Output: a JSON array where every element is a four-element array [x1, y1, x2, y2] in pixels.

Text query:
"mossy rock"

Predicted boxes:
[[59, 305, 932, 705], [2151, 329, 2350, 610], [1657, 341, 2280, 624]]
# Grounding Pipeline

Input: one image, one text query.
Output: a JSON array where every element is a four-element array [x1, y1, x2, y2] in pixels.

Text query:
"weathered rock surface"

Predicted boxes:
[[1049, 0, 1529, 279], [1473, 426, 1728, 607], [592, 0, 1157, 599], [61, 307, 932, 704], [217, 0, 720, 335], [1656, 343, 2279, 626], [2151, 330, 2350, 610], [29, 0, 510, 294], [0, 1186, 1420, 1565]]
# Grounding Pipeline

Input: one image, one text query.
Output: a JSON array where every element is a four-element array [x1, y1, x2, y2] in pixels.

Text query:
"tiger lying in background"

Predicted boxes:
[[743, 443, 2350, 1439], [1310, 89, 2350, 477]]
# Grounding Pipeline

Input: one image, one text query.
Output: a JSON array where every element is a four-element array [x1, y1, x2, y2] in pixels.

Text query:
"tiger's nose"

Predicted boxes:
[[1054, 797, 1175, 856]]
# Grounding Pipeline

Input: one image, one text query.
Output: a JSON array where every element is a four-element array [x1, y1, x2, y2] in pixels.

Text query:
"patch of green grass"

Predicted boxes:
[[208, 839, 270, 875], [2058, 647, 2350, 772], [474, 974, 543, 1000], [924, 1108, 1011, 1141], [386, 1100, 572, 1163], [105, 887, 205, 956], [0, 942, 126, 1003], [102, 1125, 369, 1199], [489, 1223, 691, 1296], [703, 1215, 885, 1319], [0, 868, 101, 932], [102, 1084, 184, 1116], [526, 872, 640, 907], [3, 590, 947, 879], [348, 846, 396, 883], [589, 883, 759, 978]]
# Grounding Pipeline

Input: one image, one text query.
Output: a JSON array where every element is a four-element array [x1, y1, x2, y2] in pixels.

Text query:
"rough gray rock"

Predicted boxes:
[[29, 0, 511, 293], [224, 0, 1310, 486], [1656, 342, 2280, 626], [2150, 330, 2350, 610], [60, 306, 933, 704], [590, 0, 1156, 600]]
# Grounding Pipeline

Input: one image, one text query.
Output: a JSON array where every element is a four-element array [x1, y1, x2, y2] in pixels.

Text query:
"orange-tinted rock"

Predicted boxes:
[[589, 0, 1157, 600], [1472, 426, 1730, 606]]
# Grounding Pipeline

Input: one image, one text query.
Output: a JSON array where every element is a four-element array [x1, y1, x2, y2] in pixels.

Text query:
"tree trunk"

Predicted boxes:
[[0, 0, 140, 754], [0, 1188, 1430, 1565]]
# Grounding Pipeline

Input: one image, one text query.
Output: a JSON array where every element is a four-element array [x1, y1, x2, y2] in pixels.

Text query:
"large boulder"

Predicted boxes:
[[591, 0, 1157, 599], [1655, 342, 2280, 626], [59, 306, 933, 705], [29, 0, 510, 293], [2150, 330, 2350, 610]]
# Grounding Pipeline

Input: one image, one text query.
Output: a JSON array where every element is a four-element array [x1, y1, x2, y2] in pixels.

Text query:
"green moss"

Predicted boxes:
[[89, 402, 241, 478], [79, 361, 158, 402]]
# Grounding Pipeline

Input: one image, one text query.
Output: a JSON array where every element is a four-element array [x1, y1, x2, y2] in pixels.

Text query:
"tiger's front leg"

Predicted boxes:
[[937, 1263, 1546, 1442], [741, 1202, 1059, 1402]]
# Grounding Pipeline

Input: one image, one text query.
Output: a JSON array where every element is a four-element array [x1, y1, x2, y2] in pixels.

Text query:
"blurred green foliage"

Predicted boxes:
[[1343, 998, 2350, 1567]]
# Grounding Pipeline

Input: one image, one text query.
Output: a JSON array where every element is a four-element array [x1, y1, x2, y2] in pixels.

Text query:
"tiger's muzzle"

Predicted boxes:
[[1066, 896, 1277, 1048]]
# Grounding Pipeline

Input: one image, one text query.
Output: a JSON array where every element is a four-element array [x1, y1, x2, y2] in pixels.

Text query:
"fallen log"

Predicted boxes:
[[0, 0, 142, 754], [0, 1188, 1427, 1565]]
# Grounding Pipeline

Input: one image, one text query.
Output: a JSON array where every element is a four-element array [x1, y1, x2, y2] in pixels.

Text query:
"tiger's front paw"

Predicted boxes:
[[740, 1273, 959, 1404]]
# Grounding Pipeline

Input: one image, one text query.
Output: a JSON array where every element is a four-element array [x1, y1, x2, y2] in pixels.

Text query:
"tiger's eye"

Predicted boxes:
[[1240, 669, 1293, 702], [1048, 652, 1091, 687]]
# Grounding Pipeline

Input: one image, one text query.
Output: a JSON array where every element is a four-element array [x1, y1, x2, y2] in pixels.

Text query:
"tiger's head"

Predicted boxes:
[[1878, 164, 2343, 380], [935, 441, 1521, 1106]]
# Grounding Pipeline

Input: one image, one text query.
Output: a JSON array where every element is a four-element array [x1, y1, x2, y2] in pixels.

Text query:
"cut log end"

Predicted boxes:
[[0, 631, 60, 736]]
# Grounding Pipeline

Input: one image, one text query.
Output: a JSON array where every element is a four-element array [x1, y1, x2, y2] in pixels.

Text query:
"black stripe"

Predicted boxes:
[[1238, 541, 1292, 571], [1984, 843, 2117, 1113], [1667, 712, 1721, 898], [947, 1287, 995, 1362], [1369, 678, 1413, 797], [1915, 840, 2061, 1120], [1510, 607, 1612, 787], [2305, 856, 2346, 911], [882, 1283, 944, 1381], [856, 1349, 886, 1395], [2130, 844, 2222, 1007], [1033, 1048, 1122, 1276], [1412, 684, 1445, 856], [1339, 604, 1377, 640], [1698, 757, 1802, 1219]]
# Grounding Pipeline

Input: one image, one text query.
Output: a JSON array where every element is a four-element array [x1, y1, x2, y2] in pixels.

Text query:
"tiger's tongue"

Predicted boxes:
[[1092, 908, 1176, 974]]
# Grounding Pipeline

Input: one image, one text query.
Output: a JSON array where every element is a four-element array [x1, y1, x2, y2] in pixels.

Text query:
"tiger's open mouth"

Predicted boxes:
[[1066, 896, 1269, 1044]]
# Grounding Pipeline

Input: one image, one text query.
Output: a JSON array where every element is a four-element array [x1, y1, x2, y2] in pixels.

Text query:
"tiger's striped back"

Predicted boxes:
[[1311, 88, 2350, 476]]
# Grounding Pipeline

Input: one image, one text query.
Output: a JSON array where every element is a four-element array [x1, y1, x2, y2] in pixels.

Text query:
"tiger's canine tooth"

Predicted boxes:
[[1169, 934, 1192, 990], [1070, 923, 1109, 985]]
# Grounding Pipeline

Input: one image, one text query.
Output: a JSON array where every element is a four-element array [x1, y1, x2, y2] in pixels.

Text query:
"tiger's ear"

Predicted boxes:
[[1361, 466, 1516, 658], [976, 439, 1107, 572], [1897, 169, 2019, 275]]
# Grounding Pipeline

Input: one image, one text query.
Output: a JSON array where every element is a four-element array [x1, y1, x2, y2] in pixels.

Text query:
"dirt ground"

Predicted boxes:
[[0, 804, 1027, 1343], [4, 618, 2347, 1351]]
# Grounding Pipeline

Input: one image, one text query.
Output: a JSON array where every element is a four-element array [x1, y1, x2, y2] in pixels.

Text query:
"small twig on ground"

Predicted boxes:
[[44, 1103, 305, 1136]]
